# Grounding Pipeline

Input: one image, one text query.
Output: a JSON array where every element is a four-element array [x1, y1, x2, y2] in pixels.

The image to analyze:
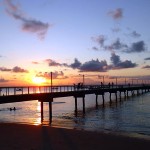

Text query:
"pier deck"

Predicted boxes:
[[0, 85, 150, 122]]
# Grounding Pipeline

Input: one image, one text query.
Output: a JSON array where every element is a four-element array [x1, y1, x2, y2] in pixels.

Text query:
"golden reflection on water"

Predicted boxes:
[[33, 101, 42, 126]]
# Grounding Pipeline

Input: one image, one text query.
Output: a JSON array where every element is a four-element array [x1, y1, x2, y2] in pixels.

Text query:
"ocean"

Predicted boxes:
[[0, 89, 150, 139]]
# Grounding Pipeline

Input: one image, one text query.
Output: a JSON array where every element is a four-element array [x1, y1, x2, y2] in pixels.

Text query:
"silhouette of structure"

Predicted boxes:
[[0, 84, 150, 123]]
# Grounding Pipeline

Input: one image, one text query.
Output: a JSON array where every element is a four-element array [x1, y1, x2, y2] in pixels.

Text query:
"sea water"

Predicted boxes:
[[0, 90, 150, 139]]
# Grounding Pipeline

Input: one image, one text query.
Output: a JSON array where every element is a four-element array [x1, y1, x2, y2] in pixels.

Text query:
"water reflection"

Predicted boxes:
[[33, 101, 42, 125], [0, 93, 150, 137]]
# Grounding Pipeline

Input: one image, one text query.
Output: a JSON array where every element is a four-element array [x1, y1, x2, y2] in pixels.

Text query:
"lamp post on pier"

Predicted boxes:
[[51, 72, 53, 92]]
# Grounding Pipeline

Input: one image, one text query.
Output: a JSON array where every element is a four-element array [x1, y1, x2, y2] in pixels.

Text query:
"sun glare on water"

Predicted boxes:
[[32, 77, 46, 85]]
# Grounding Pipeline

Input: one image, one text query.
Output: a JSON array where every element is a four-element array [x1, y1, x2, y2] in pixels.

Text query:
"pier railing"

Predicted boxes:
[[0, 84, 149, 96]]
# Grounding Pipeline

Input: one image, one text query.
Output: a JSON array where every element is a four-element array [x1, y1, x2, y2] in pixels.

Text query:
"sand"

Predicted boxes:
[[0, 123, 150, 150]]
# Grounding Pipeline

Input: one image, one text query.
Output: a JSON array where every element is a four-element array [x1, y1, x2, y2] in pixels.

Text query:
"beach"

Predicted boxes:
[[0, 123, 150, 150]]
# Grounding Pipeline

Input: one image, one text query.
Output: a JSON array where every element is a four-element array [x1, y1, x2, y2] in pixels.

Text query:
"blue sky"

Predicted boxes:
[[0, 0, 150, 85]]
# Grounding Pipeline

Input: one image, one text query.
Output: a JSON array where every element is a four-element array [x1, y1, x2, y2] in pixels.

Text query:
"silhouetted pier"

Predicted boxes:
[[0, 84, 150, 123]]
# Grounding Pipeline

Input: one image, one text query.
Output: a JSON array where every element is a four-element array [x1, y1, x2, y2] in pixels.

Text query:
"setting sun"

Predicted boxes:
[[32, 77, 46, 85]]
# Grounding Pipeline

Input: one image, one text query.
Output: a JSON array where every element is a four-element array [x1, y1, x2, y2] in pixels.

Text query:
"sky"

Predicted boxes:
[[0, 0, 150, 86]]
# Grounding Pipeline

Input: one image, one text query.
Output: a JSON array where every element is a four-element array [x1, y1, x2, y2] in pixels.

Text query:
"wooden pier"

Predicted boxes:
[[0, 84, 150, 123]]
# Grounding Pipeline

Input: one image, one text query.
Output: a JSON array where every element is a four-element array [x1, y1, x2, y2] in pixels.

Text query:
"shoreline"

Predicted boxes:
[[0, 123, 150, 150], [2, 120, 150, 141]]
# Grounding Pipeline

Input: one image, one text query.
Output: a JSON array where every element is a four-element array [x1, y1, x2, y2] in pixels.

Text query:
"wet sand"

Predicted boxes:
[[0, 123, 150, 150]]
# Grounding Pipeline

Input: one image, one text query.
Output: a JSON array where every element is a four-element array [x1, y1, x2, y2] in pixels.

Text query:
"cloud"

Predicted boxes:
[[79, 59, 108, 72], [103, 40, 146, 53], [0, 67, 11, 71], [91, 35, 106, 47], [32, 61, 40, 64], [52, 71, 68, 79], [22, 19, 50, 39], [45, 59, 62, 67], [70, 58, 82, 69], [0, 78, 9, 82], [142, 65, 150, 69], [111, 38, 128, 50], [112, 27, 121, 33], [4, 0, 50, 39], [125, 41, 146, 53], [110, 53, 137, 69], [0, 66, 29, 73], [36, 71, 67, 79], [44, 56, 137, 73], [110, 53, 120, 65], [131, 31, 141, 38], [103, 38, 128, 52], [4, 0, 19, 12], [108, 8, 123, 20], [12, 66, 29, 73], [144, 57, 150, 60], [92, 46, 99, 51], [70, 58, 108, 72]]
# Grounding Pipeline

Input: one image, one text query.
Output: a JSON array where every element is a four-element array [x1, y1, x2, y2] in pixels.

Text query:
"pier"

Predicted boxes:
[[0, 84, 150, 123]]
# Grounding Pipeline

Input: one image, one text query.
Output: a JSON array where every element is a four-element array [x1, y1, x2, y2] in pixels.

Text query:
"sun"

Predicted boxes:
[[32, 76, 46, 85]]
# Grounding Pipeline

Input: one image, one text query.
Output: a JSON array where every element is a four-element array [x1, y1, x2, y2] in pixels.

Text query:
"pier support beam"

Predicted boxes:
[[109, 93, 112, 103], [102, 94, 105, 107], [95, 92, 105, 108], [75, 97, 77, 115], [41, 101, 44, 122], [82, 96, 85, 114], [127, 91, 129, 97], [115, 92, 117, 102], [49, 101, 52, 123], [119, 92, 121, 101], [96, 95, 98, 108], [74, 93, 85, 115]]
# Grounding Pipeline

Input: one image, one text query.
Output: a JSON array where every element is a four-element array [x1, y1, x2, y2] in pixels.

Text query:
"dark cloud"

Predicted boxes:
[[111, 38, 128, 50], [70, 59, 108, 72], [116, 60, 137, 69], [0, 78, 9, 82], [103, 38, 128, 52], [69, 55, 137, 72], [125, 41, 146, 53], [110, 53, 121, 65], [52, 71, 68, 79], [144, 57, 150, 60], [70, 58, 82, 69], [142, 65, 150, 69], [22, 19, 50, 39], [0, 67, 11, 71], [45, 59, 62, 66], [91, 35, 106, 47], [108, 8, 123, 20], [131, 31, 141, 38], [4, 0, 50, 39], [79, 59, 108, 72], [36, 71, 67, 79], [45, 56, 137, 73], [45, 59, 68, 68], [12, 66, 29, 73], [110, 53, 137, 69], [92, 46, 99, 51]]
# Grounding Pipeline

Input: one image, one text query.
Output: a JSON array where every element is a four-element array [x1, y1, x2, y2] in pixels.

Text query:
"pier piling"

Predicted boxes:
[[49, 101, 52, 123], [41, 101, 44, 122]]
